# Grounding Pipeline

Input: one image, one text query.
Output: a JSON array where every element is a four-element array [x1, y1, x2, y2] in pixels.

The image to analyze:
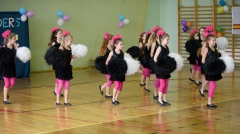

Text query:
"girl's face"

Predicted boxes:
[[65, 38, 73, 47], [142, 34, 147, 41], [161, 36, 169, 46], [194, 33, 199, 40], [208, 37, 216, 47], [9, 36, 16, 44], [115, 41, 123, 50], [56, 31, 62, 39], [199, 28, 204, 36]]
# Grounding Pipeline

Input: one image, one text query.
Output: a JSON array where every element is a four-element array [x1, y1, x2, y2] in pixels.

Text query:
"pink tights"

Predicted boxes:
[[3, 77, 15, 88], [154, 75, 160, 88], [114, 81, 123, 91], [106, 74, 113, 87], [158, 79, 169, 94], [142, 66, 151, 78], [193, 60, 201, 71], [208, 81, 216, 98], [56, 79, 70, 94]]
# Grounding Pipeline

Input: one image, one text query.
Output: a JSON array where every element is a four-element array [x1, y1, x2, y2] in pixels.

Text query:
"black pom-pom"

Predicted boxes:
[[95, 56, 107, 74], [126, 46, 140, 58], [154, 56, 176, 78], [107, 58, 127, 81], [44, 47, 66, 66], [203, 57, 225, 76], [185, 39, 201, 53]]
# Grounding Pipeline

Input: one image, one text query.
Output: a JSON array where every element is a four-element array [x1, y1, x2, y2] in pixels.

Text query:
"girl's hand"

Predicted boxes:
[[71, 55, 77, 59], [13, 43, 19, 50]]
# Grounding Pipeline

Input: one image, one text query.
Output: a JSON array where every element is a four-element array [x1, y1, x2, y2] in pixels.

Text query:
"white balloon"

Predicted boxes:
[[21, 15, 27, 22], [223, 6, 229, 12], [123, 18, 130, 24], [57, 18, 64, 26]]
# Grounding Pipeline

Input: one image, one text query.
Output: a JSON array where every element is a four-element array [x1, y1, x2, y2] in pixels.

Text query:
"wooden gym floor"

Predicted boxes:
[[0, 64, 239, 134]]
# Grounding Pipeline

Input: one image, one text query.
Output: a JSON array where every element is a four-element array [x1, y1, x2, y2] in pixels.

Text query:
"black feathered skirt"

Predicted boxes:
[[107, 58, 127, 82], [55, 65, 73, 80], [0, 63, 16, 78]]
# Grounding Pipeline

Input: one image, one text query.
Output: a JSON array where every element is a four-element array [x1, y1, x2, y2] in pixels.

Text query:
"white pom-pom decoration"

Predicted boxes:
[[216, 37, 228, 50], [16, 46, 31, 63], [168, 52, 184, 71], [219, 55, 235, 73], [71, 44, 88, 58], [124, 53, 132, 58], [219, 50, 227, 56], [124, 57, 140, 75]]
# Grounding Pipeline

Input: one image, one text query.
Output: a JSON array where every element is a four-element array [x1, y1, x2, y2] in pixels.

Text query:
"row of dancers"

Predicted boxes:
[[0, 25, 234, 109], [95, 25, 234, 108]]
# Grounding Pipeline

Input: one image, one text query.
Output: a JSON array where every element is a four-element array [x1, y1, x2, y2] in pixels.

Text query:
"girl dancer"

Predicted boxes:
[[0, 30, 18, 104], [185, 29, 202, 85], [138, 31, 151, 91], [148, 26, 162, 97], [202, 34, 223, 108], [106, 34, 127, 105], [153, 29, 183, 106], [45, 30, 75, 106], [48, 27, 64, 97], [97, 33, 114, 98]]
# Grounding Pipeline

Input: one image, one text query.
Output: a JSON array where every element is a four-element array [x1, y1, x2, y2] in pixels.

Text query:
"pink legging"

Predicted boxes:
[[106, 74, 113, 87], [55, 79, 59, 84], [158, 79, 169, 94], [56, 79, 70, 94], [193, 60, 201, 71], [142, 66, 151, 78], [114, 81, 123, 91], [208, 81, 216, 98], [3, 77, 15, 88], [154, 75, 160, 88]]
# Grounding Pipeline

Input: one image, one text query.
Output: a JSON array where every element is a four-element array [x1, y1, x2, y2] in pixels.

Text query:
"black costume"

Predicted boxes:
[[0, 46, 16, 78]]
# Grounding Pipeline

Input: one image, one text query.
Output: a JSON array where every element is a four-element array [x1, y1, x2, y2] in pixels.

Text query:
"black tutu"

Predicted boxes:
[[0, 47, 16, 77], [95, 56, 107, 74], [44, 46, 67, 66], [107, 58, 127, 82], [149, 58, 155, 74], [55, 65, 73, 80], [154, 56, 176, 79], [126, 46, 140, 58], [203, 57, 225, 81], [0, 63, 16, 77], [141, 53, 151, 69]]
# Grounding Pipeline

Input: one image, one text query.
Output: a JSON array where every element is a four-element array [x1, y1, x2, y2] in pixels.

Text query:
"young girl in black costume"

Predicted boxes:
[[106, 34, 127, 105], [48, 27, 64, 97], [185, 29, 202, 85], [95, 33, 114, 98], [45, 30, 75, 106]]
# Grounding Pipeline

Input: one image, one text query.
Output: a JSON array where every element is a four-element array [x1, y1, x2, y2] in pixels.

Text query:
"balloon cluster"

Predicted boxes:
[[19, 7, 34, 22], [181, 20, 191, 32], [216, 26, 223, 37], [56, 10, 71, 26], [218, 0, 229, 13], [118, 14, 130, 28]]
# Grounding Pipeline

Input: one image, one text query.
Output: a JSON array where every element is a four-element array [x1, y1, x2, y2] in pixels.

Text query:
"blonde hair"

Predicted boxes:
[[61, 35, 73, 47], [147, 32, 157, 50], [4, 33, 16, 46]]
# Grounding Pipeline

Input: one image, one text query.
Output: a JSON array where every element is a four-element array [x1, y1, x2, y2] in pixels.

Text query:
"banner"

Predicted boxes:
[[232, 7, 240, 34], [0, 12, 30, 80]]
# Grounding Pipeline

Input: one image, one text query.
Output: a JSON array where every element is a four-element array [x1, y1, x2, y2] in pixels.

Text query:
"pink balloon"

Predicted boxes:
[[26, 10, 34, 18], [62, 15, 70, 21], [118, 21, 124, 28]]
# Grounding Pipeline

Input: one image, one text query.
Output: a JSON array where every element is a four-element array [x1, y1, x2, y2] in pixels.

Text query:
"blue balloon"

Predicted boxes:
[[119, 14, 125, 21], [220, 0, 225, 6], [57, 10, 63, 18], [19, 7, 26, 15]]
